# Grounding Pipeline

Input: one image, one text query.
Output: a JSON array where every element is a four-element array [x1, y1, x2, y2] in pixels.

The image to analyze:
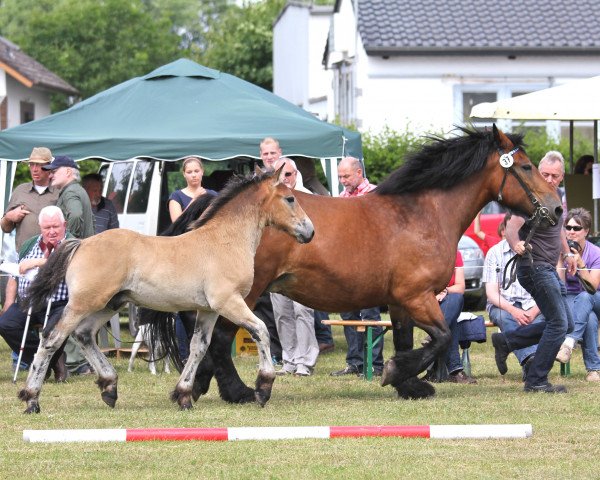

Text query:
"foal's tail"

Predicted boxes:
[[22, 238, 82, 312], [140, 308, 185, 372]]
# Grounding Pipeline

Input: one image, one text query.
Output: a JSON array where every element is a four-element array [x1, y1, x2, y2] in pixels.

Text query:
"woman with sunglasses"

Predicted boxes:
[[556, 208, 600, 381]]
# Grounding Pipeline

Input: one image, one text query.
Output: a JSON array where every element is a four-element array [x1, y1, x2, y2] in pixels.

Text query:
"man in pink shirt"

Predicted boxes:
[[331, 156, 384, 377]]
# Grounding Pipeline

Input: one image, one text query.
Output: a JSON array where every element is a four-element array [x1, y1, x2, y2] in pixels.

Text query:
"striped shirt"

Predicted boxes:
[[18, 236, 68, 302]]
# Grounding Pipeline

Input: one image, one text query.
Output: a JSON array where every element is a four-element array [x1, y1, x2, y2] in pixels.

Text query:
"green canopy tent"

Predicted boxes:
[[0, 58, 361, 162]]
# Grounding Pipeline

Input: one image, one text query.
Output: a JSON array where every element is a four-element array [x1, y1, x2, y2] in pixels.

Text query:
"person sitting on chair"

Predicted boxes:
[[0, 206, 72, 382]]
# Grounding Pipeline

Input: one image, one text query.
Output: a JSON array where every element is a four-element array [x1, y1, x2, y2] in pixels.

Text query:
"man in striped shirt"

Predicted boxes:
[[0, 206, 71, 381]]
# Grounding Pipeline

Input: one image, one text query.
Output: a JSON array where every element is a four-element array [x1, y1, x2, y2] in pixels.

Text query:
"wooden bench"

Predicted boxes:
[[322, 319, 570, 380]]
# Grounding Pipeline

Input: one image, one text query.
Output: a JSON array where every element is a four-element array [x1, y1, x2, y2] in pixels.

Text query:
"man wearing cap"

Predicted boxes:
[[42, 155, 95, 375], [43, 155, 94, 239]]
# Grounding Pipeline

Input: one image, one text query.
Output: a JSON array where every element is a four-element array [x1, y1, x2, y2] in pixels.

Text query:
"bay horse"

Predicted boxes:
[[18, 169, 314, 414], [154, 125, 563, 403]]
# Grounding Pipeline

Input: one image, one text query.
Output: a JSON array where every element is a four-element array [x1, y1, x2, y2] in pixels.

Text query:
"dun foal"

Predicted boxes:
[[19, 169, 314, 413]]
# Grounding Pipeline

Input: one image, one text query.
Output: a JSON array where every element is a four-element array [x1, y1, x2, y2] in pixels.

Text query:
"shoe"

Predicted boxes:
[[492, 333, 510, 375], [52, 352, 69, 383], [318, 343, 335, 354], [330, 364, 360, 376], [586, 370, 600, 382], [276, 367, 294, 376], [521, 355, 535, 382], [524, 382, 567, 393], [556, 344, 572, 364], [74, 363, 94, 376], [448, 371, 477, 384], [294, 366, 312, 377]]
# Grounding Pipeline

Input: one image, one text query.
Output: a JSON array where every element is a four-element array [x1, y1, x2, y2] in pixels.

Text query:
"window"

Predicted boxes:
[[334, 62, 355, 125], [20, 101, 34, 124], [127, 160, 154, 214], [105, 162, 133, 214], [462, 92, 496, 123]]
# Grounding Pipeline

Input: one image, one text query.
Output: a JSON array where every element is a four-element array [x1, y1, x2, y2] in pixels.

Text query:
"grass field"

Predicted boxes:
[[1, 315, 600, 479]]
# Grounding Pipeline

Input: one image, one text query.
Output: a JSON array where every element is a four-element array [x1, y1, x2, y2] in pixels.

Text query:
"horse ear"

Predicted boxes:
[[254, 165, 263, 176], [272, 164, 285, 185], [493, 123, 512, 150]]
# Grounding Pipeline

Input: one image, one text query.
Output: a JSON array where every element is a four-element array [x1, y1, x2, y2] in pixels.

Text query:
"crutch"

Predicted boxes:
[[12, 297, 52, 383], [12, 306, 33, 383]]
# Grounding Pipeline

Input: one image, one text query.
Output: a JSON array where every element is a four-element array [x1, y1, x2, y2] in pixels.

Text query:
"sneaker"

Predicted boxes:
[[524, 382, 567, 393], [330, 364, 360, 376], [276, 367, 294, 376], [586, 370, 600, 382], [556, 344, 572, 364], [492, 333, 510, 375], [448, 371, 477, 384], [295, 365, 312, 377]]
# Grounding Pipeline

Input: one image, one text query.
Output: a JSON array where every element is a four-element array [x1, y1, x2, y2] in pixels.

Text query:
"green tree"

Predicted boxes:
[[1, 0, 181, 108], [197, 0, 285, 90]]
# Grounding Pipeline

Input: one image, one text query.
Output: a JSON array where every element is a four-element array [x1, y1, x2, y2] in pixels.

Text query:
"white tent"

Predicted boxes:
[[471, 76, 600, 230], [470, 76, 600, 121]]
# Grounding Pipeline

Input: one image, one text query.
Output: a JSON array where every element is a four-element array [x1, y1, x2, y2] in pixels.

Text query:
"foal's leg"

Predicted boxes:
[[385, 305, 435, 400], [171, 311, 219, 410], [70, 309, 121, 408], [381, 296, 450, 390], [128, 327, 145, 372], [216, 298, 275, 407], [18, 305, 84, 414]]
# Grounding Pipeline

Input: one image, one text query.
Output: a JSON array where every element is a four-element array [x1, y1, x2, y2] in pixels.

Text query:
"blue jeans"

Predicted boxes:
[[504, 264, 573, 386], [570, 293, 600, 371], [489, 302, 544, 364], [340, 307, 383, 370], [439, 292, 464, 374], [314, 310, 333, 345]]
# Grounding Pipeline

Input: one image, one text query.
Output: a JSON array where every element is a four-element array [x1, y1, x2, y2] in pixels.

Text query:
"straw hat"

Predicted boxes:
[[27, 147, 53, 164]]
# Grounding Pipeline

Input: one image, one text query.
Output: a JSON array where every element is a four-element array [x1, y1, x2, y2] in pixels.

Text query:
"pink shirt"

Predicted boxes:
[[340, 178, 376, 198]]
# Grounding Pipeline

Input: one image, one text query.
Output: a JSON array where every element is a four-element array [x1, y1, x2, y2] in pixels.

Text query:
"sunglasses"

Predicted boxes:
[[283, 171, 296, 177], [565, 225, 583, 231]]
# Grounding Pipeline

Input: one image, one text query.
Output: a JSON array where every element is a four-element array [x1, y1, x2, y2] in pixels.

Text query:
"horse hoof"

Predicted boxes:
[[101, 390, 118, 408], [380, 359, 396, 387], [395, 377, 436, 400], [23, 403, 41, 414], [254, 391, 269, 407], [179, 402, 193, 411]]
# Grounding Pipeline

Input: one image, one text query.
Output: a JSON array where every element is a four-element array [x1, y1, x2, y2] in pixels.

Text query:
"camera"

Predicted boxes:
[[567, 239, 582, 253]]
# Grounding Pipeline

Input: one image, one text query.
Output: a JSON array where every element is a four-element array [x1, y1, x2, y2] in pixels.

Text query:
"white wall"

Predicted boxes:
[[5, 76, 51, 128], [274, 4, 333, 120]]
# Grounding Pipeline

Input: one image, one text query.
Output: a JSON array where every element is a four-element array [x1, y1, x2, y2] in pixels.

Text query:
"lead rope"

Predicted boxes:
[[502, 211, 543, 290]]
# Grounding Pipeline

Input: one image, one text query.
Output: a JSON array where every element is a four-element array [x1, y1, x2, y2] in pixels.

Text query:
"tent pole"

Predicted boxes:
[[569, 120, 574, 173]]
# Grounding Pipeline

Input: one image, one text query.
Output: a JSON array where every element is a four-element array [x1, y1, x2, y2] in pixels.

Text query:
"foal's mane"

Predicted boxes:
[[375, 127, 525, 196], [190, 171, 274, 229]]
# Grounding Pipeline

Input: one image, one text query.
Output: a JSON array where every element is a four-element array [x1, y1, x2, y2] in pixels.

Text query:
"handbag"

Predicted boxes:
[[457, 313, 487, 349]]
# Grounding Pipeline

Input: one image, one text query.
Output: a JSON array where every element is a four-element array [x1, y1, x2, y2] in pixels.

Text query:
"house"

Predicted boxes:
[[0, 36, 78, 130], [274, 0, 600, 138]]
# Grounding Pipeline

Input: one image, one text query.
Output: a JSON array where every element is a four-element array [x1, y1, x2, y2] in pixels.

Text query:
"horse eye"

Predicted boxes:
[[285, 196, 295, 205], [522, 164, 532, 171]]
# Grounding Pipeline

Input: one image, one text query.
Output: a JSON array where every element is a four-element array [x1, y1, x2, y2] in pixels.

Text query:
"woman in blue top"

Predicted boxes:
[[168, 157, 217, 222]]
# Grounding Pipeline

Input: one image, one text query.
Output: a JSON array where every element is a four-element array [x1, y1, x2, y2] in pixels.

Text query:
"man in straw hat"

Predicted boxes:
[[1, 147, 59, 252]]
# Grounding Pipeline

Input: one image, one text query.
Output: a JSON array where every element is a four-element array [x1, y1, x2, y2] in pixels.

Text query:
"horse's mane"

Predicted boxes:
[[375, 126, 525, 196], [190, 170, 274, 229]]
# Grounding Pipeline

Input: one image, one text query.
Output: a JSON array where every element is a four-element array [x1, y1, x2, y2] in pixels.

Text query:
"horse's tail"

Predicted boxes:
[[22, 238, 82, 312], [139, 307, 185, 372], [161, 192, 217, 236]]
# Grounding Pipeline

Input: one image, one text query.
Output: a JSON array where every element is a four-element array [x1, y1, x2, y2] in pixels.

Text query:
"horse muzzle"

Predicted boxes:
[[295, 218, 315, 244]]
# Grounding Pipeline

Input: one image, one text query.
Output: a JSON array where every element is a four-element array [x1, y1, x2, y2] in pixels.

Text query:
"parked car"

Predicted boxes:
[[463, 201, 507, 255], [458, 235, 486, 310]]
